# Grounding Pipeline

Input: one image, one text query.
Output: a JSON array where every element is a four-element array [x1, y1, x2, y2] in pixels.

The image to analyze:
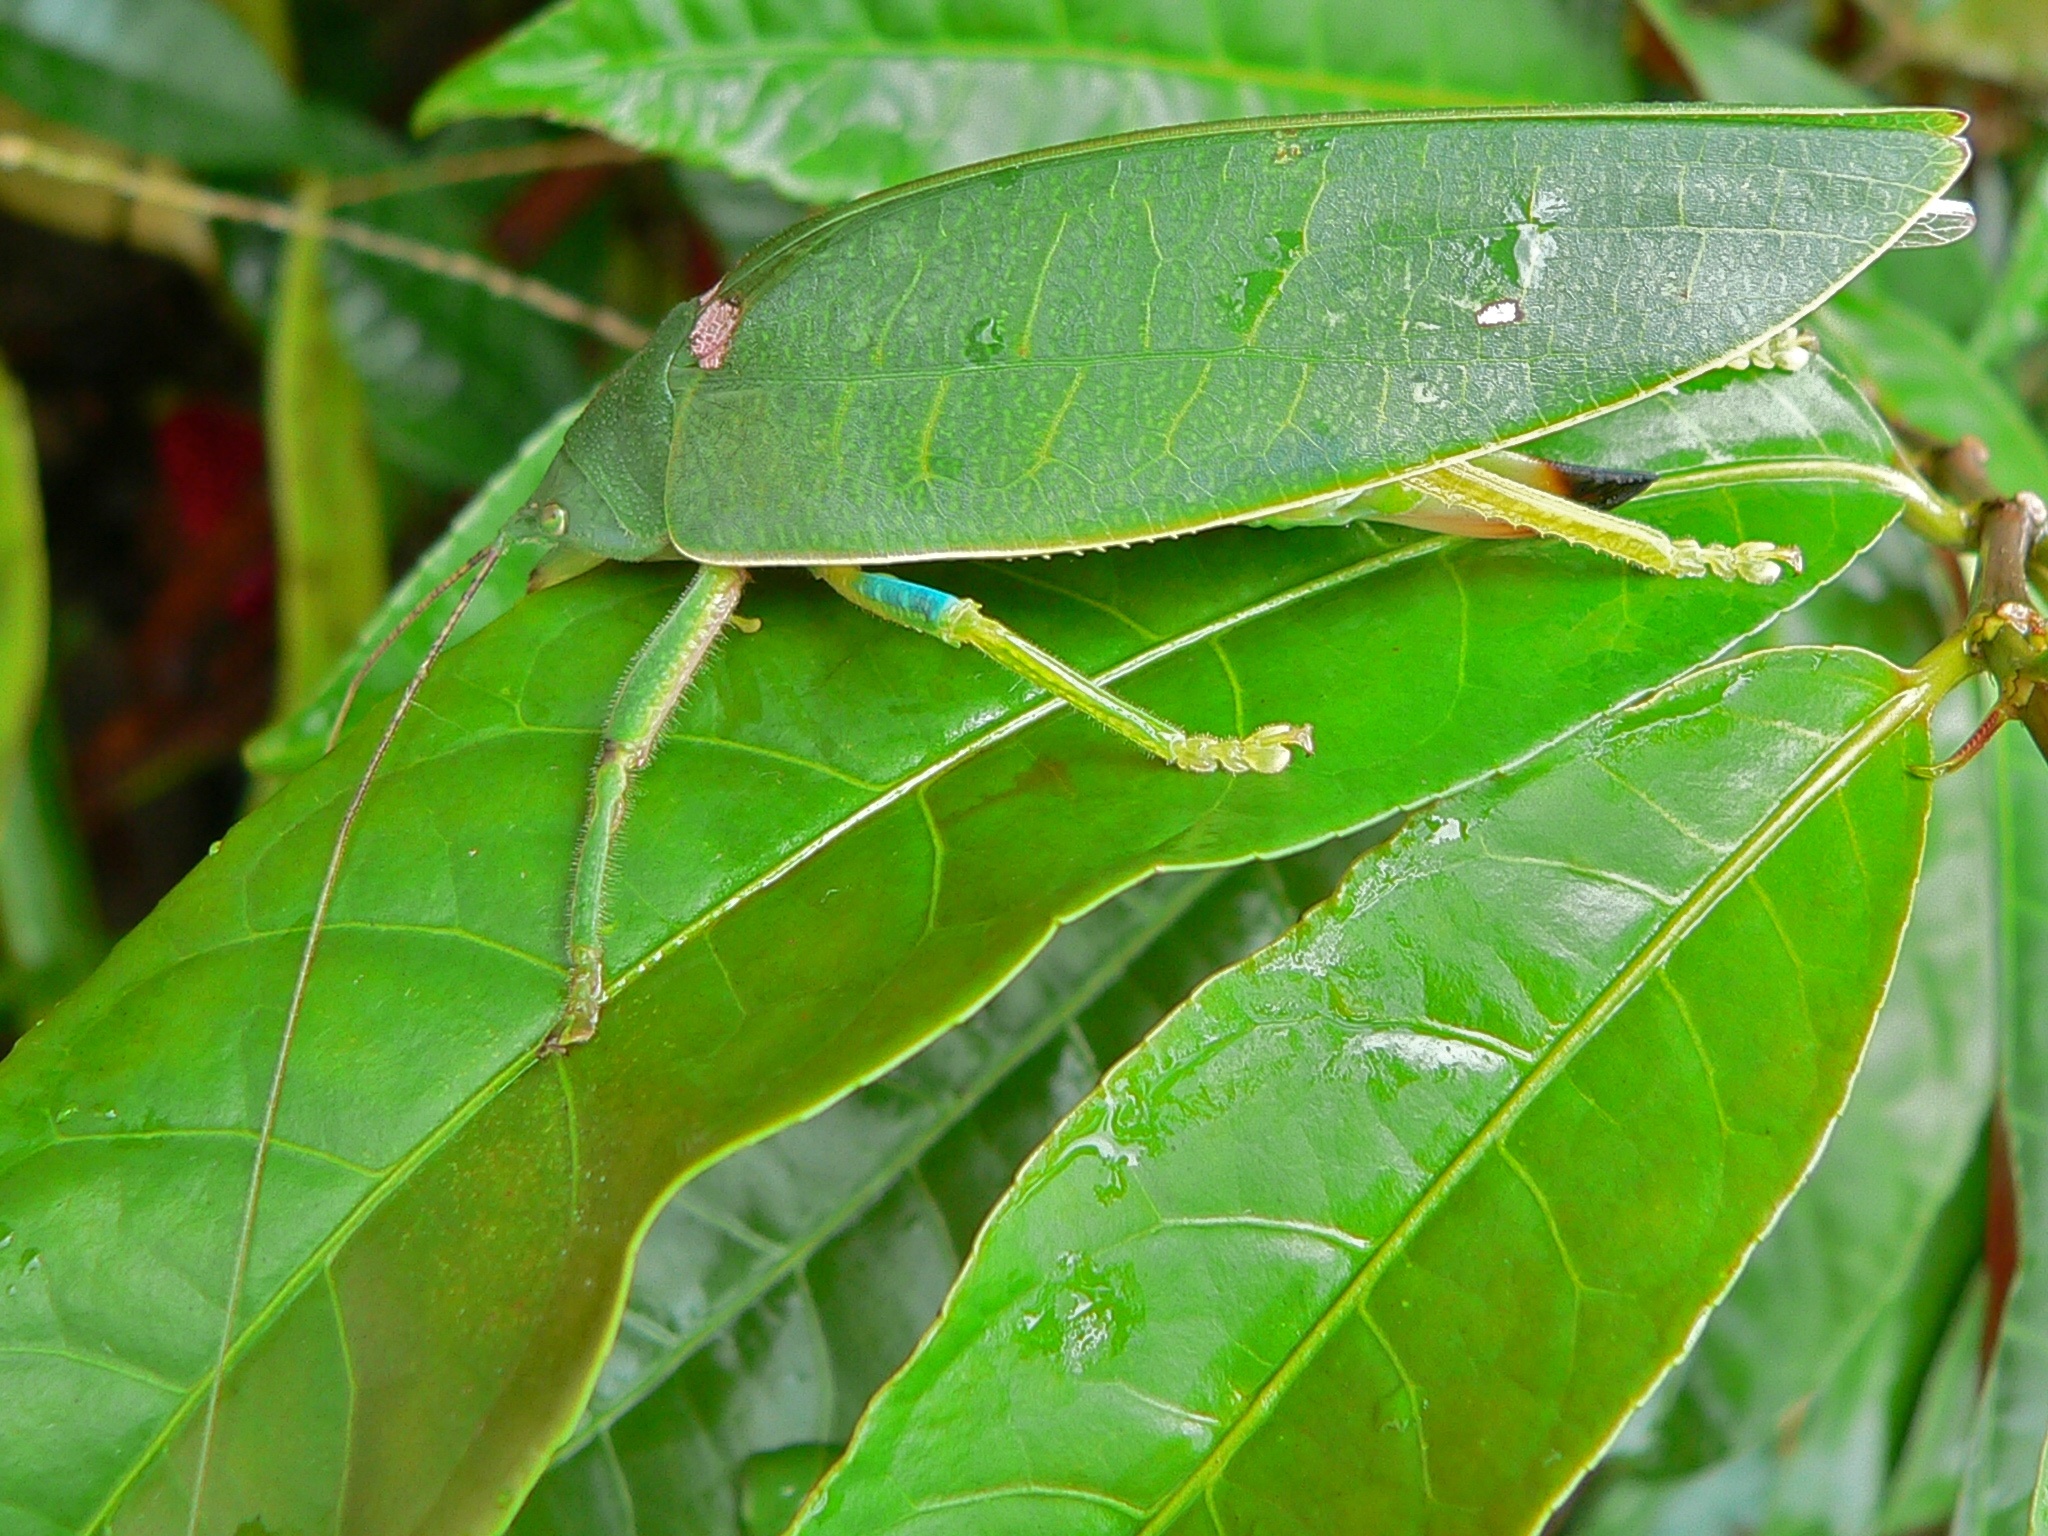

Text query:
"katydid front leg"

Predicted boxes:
[[546, 562, 749, 1054], [818, 566, 1314, 773]]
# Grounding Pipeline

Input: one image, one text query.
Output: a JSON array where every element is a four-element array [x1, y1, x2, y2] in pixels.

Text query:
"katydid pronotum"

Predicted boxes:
[[183, 100, 1973, 1517]]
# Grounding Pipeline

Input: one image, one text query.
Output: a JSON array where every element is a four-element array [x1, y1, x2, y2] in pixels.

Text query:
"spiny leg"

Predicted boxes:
[[1402, 461, 1802, 584], [547, 562, 749, 1054], [816, 565, 1312, 774]]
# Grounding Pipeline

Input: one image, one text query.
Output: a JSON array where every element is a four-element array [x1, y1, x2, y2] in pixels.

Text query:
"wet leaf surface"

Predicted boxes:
[[791, 646, 1932, 1536]]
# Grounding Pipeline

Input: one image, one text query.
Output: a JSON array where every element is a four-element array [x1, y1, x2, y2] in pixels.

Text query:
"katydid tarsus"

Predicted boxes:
[[185, 103, 1971, 1523]]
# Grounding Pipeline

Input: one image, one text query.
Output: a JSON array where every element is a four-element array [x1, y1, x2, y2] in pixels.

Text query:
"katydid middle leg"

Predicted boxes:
[[817, 565, 1314, 773], [546, 562, 749, 1054]]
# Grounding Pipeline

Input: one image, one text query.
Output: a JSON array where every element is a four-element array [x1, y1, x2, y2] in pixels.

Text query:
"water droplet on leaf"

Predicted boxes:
[[963, 315, 1005, 363], [1017, 1252, 1143, 1374]]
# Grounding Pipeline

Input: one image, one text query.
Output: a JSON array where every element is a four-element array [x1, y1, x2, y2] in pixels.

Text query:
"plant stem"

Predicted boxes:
[[0, 134, 652, 348]]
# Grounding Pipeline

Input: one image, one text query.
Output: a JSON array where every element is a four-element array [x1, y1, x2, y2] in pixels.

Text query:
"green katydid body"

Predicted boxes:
[[521, 104, 1966, 570]]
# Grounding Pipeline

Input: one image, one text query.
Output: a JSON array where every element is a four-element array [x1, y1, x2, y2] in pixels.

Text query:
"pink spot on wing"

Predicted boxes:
[[690, 293, 742, 370]]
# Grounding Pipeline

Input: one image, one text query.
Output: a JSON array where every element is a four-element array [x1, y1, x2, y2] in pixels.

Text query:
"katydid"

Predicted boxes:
[[184, 103, 1970, 1519], [326, 106, 1972, 1054]]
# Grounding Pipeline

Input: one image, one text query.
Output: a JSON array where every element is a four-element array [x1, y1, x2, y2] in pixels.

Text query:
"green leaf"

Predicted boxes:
[[0, 0, 310, 169], [1635, 0, 1873, 107], [0, 359, 1916, 1532], [1659, 714, 1997, 1457], [413, 0, 1630, 204], [1814, 284, 2048, 497], [517, 840, 1371, 1535], [790, 645, 1933, 1536], [0, 348, 44, 845], [1953, 735, 2048, 1535], [660, 109, 1964, 563], [263, 183, 389, 718], [1971, 157, 2048, 370], [1880, 1269, 1989, 1533], [1753, 523, 1953, 665]]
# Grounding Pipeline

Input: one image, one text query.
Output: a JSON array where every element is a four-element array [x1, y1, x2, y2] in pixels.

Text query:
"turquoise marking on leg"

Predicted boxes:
[[852, 571, 974, 636]]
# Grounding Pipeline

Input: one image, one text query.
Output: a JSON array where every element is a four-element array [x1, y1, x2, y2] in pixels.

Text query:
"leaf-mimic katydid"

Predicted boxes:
[[183, 102, 1970, 1520]]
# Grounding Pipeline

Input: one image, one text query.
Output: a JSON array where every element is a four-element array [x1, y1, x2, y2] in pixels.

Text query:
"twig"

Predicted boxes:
[[0, 133, 652, 348], [327, 135, 644, 206]]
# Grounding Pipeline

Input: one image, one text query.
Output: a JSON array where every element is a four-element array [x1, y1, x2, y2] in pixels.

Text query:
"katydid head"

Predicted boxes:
[[516, 443, 667, 570]]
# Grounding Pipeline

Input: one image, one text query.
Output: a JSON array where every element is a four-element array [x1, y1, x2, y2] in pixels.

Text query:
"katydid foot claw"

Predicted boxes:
[[1169, 722, 1315, 774], [1672, 539, 1804, 585], [540, 964, 604, 1056]]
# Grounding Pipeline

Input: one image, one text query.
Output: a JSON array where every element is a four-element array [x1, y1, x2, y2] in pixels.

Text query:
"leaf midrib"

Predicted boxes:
[[1129, 666, 1930, 1534], [85, 533, 1455, 1532]]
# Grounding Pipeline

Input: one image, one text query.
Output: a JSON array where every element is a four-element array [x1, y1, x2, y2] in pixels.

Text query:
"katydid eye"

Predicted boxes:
[[539, 502, 568, 536]]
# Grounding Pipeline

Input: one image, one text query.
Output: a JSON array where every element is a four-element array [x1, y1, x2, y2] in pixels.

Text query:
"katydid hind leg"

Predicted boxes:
[[1398, 461, 1802, 583], [815, 565, 1313, 774], [547, 562, 750, 1054]]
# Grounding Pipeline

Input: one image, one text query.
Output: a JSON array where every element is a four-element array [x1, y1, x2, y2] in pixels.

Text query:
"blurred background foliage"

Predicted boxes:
[[2, 3, 2048, 1532]]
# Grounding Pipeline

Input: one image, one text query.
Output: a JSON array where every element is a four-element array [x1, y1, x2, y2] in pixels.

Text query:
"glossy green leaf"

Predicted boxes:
[[1753, 522, 1953, 665], [1636, 0, 1873, 107], [1971, 157, 2048, 370], [791, 644, 1933, 1536], [0, 0, 312, 169], [413, 0, 1629, 204], [264, 184, 389, 717], [1659, 705, 1996, 1457], [1815, 284, 2048, 497], [0, 359, 1915, 1533], [1879, 1269, 1988, 1533], [517, 843, 1370, 1536], [243, 396, 586, 777], [0, 349, 44, 848], [1953, 735, 2048, 1536], [657, 108, 1964, 563]]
